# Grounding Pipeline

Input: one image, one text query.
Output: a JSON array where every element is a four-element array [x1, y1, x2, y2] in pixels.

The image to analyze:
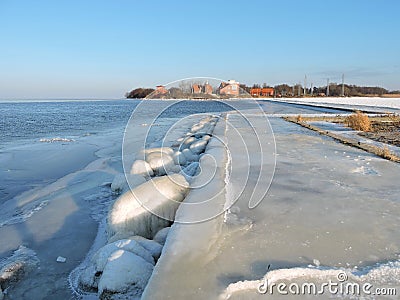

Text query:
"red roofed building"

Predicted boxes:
[[250, 87, 274, 97], [204, 82, 213, 94], [191, 84, 202, 94], [155, 85, 168, 95], [219, 80, 240, 96]]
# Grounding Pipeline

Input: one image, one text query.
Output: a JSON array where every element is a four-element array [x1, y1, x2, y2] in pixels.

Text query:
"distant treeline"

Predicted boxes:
[[126, 84, 400, 98], [125, 88, 155, 99]]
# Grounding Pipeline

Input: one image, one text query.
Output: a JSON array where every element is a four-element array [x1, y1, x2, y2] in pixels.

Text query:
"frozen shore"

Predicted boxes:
[[0, 129, 125, 298], [1, 99, 399, 299], [143, 107, 400, 299]]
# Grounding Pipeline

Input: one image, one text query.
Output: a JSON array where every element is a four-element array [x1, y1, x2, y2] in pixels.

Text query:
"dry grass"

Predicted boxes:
[[379, 146, 397, 161], [345, 111, 371, 131], [296, 115, 303, 122]]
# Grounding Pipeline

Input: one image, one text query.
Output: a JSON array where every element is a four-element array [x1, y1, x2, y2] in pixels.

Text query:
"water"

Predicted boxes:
[[0, 100, 139, 146]]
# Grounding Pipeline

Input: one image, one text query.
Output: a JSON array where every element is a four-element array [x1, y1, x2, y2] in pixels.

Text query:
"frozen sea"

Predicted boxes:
[[1, 98, 399, 299]]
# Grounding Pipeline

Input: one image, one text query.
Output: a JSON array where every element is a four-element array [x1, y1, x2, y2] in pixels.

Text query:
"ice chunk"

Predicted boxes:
[[146, 152, 175, 176], [56, 256, 66, 263], [111, 174, 146, 194], [98, 250, 154, 298], [313, 259, 321, 267], [107, 174, 189, 240], [153, 227, 170, 246], [130, 160, 154, 178]]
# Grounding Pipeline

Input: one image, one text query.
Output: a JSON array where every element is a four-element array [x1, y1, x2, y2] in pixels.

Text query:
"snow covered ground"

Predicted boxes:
[[270, 97, 400, 112]]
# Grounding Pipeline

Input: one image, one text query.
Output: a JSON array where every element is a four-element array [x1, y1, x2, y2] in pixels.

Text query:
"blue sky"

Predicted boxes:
[[0, 0, 399, 99]]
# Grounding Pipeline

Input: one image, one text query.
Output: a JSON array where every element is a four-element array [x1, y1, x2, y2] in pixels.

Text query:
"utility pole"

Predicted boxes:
[[304, 75, 307, 96], [341, 73, 345, 97], [326, 78, 330, 97], [311, 82, 314, 96], [298, 83, 301, 97]]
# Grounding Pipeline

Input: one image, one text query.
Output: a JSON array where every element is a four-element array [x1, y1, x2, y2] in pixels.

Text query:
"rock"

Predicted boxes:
[[153, 227, 170, 245], [111, 174, 146, 194], [146, 152, 175, 176], [98, 250, 154, 298], [137, 147, 174, 160], [79, 239, 155, 291], [128, 236, 163, 260], [0, 246, 39, 288], [173, 151, 187, 166], [107, 174, 189, 240], [179, 136, 196, 150], [189, 140, 208, 155], [182, 149, 198, 162], [180, 162, 199, 181], [130, 160, 154, 178], [92, 241, 154, 271]]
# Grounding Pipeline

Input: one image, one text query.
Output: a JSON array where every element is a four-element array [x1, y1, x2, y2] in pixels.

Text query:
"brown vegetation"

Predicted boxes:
[[379, 146, 397, 161], [345, 111, 371, 131]]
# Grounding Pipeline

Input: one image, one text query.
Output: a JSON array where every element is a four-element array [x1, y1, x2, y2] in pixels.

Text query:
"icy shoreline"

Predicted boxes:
[[68, 114, 220, 299]]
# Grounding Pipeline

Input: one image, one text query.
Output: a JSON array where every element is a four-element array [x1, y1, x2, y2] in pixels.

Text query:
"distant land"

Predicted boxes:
[[126, 83, 400, 99]]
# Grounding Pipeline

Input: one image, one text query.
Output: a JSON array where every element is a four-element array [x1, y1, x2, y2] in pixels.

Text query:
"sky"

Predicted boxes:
[[0, 0, 399, 99]]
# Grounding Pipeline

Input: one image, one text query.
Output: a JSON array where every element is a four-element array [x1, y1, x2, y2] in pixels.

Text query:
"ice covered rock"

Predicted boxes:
[[78, 239, 155, 291], [107, 174, 189, 240], [146, 152, 175, 176], [179, 136, 196, 150], [128, 236, 163, 260], [173, 151, 187, 166], [153, 227, 170, 245], [98, 250, 154, 298], [137, 147, 174, 160], [189, 139, 208, 155], [111, 174, 146, 194], [0, 246, 39, 289], [93, 240, 154, 270], [182, 148, 198, 162], [180, 162, 200, 181], [191, 123, 204, 133], [0, 288, 3, 300], [130, 160, 154, 178], [202, 134, 211, 142]]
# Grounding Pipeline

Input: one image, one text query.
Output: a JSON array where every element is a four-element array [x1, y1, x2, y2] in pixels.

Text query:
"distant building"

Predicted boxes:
[[250, 87, 274, 97], [204, 82, 213, 94], [219, 79, 240, 96], [191, 81, 214, 95], [191, 84, 202, 94], [155, 85, 168, 95]]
